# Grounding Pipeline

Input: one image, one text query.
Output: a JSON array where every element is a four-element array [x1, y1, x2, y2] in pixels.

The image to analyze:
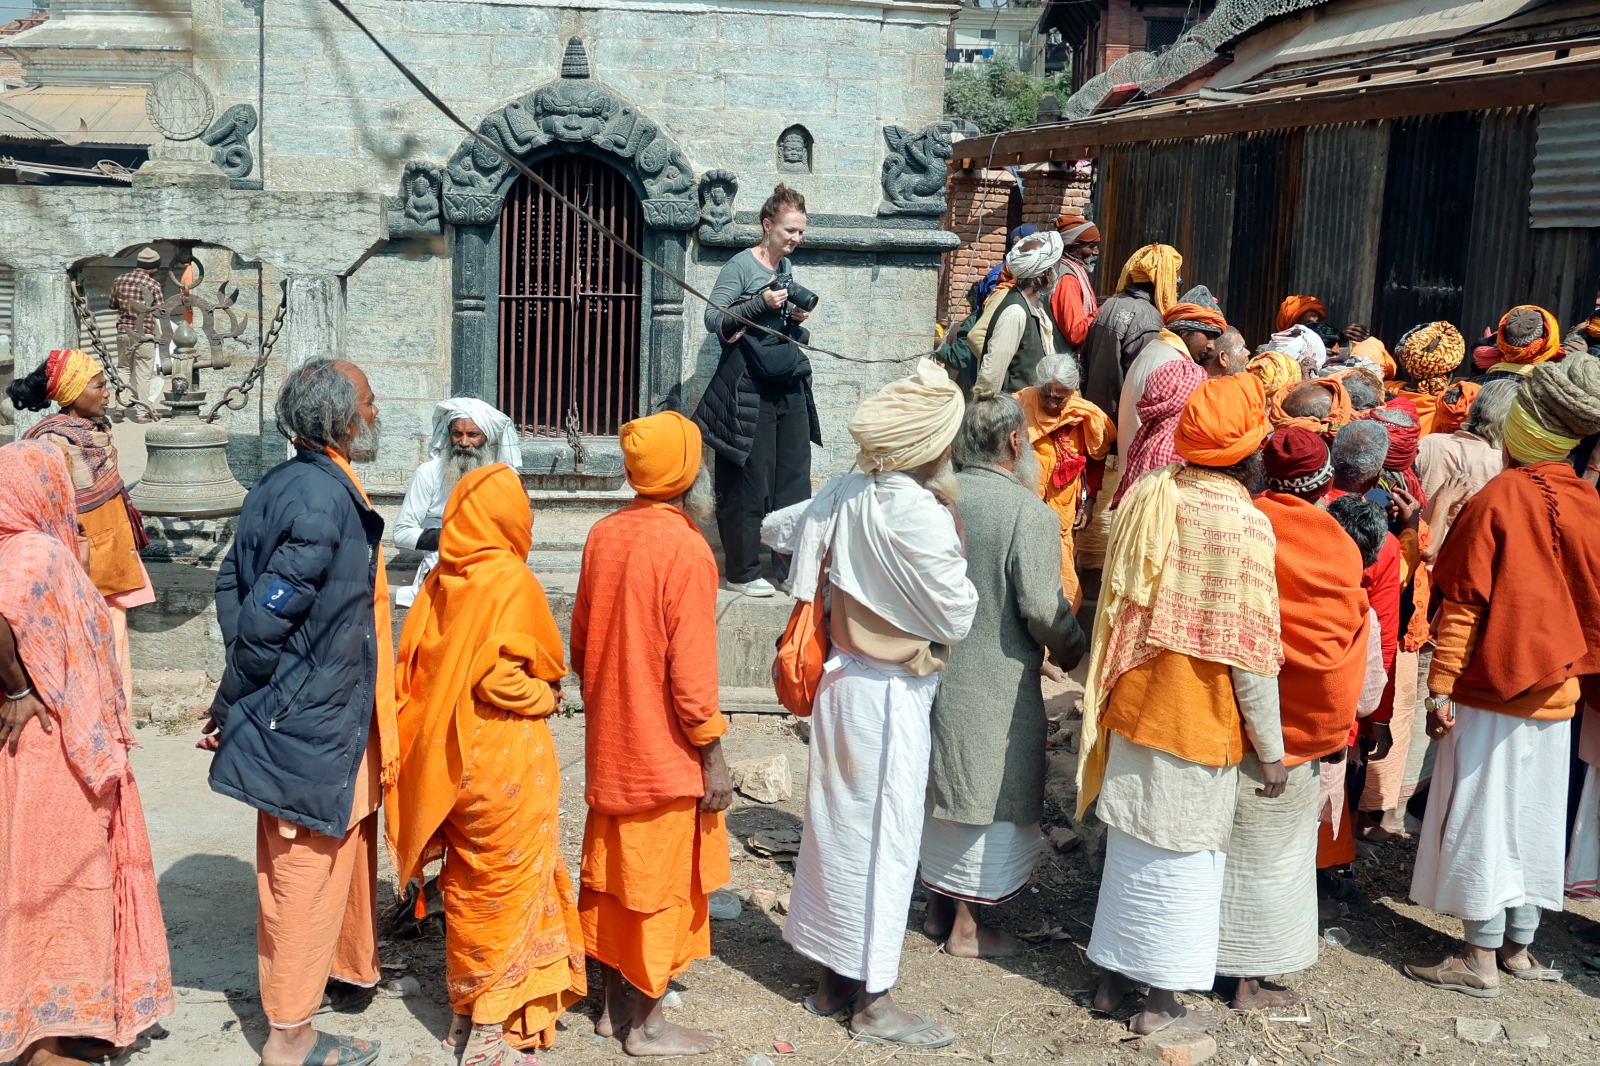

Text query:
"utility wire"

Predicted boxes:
[[325, 0, 926, 367]]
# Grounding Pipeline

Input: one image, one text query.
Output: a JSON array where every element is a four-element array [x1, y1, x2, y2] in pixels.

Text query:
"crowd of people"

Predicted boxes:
[[6, 206, 1600, 1066]]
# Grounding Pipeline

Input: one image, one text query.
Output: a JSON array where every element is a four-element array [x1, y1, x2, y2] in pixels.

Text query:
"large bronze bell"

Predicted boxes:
[[128, 334, 248, 518]]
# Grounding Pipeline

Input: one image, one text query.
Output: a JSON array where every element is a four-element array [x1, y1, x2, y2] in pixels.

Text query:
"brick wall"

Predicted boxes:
[[938, 162, 1094, 324]]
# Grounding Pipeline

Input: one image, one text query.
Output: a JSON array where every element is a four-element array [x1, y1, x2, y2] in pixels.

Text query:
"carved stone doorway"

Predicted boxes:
[[497, 155, 643, 437]]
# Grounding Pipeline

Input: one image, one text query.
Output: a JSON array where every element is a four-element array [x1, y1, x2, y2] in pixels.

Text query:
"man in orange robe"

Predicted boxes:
[[388, 463, 584, 1066], [571, 411, 732, 1056]]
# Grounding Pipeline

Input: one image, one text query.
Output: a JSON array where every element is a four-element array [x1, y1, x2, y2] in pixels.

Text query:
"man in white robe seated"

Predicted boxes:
[[393, 398, 521, 607], [763, 359, 977, 1049], [921, 391, 1084, 958]]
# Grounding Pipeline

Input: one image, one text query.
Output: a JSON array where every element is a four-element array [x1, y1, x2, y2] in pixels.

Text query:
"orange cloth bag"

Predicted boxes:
[[772, 553, 830, 717]]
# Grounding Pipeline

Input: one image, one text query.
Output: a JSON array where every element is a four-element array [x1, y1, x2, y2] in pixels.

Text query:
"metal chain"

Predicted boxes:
[[69, 277, 156, 419], [205, 278, 288, 422]]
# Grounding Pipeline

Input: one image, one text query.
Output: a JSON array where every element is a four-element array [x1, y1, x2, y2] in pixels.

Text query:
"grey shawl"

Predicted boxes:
[[929, 464, 1086, 825]]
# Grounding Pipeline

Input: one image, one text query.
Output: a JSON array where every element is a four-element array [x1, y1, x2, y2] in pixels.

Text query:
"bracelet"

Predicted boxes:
[[5, 685, 33, 702]]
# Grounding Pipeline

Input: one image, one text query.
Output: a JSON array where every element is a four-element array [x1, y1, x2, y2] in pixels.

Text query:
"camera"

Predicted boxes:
[[769, 272, 820, 314]]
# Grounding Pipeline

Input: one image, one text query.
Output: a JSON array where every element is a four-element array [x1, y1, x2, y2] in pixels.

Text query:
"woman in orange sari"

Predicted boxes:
[[0, 440, 172, 1066], [10, 349, 154, 703], [388, 462, 584, 1066], [1014, 353, 1115, 610]]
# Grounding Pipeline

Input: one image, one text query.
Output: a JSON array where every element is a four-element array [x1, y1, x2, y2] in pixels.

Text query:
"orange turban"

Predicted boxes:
[[1246, 351, 1301, 396], [620, 410, 701, 499], [1174, 372, 1270, 467], [1115, 244, 1183, 315], [1055, 215, 1100, 244], [1275, 295, 1326, 333], [1433, 380, 1481, 436], [44, 348, 98, 407], [1350, 336, 1396, 379], [1495, 305, 1561, 367], [1163, 301, 1227, 335]]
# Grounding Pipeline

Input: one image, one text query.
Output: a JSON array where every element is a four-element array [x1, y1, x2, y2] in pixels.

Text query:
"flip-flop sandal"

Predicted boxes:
[[262, 1031, 381, 1066], [802, 992, 856, 1018], [1404, 960, 1502, 999], [316, 980, 378, 1016], [1499, 953, 1563, 982], [849, 1012, 956, 1049]]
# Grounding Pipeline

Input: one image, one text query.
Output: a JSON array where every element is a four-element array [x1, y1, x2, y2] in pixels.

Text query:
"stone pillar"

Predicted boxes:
[[10, 269, 76, 440], [646, 232, 688, 415], [282, 274, 346, 368], [451, 224, 496, 401]]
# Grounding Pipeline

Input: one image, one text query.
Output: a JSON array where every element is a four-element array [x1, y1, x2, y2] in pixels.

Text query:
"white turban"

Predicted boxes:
[[1269, 324, 1327, 371], [1005, 230, 1064, 281], [849, 358, 965, 474], [430, 397, 521, 468]]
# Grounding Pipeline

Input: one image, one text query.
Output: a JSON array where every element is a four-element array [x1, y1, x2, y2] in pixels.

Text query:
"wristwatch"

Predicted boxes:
[[1424, 694, 1451, 713]]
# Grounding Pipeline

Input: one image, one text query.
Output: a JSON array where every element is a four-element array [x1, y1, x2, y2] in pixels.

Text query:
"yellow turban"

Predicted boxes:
[[1502, 397, 1577, 464], [849, 358, 965, 474], [620, 410, 701, 499], [1246, 351, 1301, 396], [45, 348, 98, 408], [1115, 244, 1183, 315]]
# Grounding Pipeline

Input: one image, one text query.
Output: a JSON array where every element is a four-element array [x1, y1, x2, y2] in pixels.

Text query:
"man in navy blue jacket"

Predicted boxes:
[[203, 358, 387, 1066]]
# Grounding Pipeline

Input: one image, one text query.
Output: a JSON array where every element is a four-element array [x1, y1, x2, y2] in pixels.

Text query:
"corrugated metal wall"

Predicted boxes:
[[1089, 106, 1600, 353]]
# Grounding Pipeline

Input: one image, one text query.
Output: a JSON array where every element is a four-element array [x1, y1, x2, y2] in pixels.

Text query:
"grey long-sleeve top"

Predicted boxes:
[[704, 249, 790, 341]]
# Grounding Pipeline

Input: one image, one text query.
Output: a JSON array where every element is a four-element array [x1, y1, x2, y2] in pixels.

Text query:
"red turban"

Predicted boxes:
[[1175, 373, 1270, 467], [1264, 426, 1332, 494]]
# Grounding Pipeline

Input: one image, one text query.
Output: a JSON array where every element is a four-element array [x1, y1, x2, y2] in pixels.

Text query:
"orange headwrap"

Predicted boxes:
[[1432, 380, 1481, 435], [1275, 295, 1326, 334], [1495, 305, 1561, 366], [1350, 336, 1396, 380], [1115, 244, 1182, 315], [1246, 351, 1301, 396], [1055, 215, 1101, 244], [44, 348, 99, 408], [620, 411, 701, 499], [1268, 377, 1355, 440], [1174, 372, 1270, 467], [1162, 301, 1227, 335]]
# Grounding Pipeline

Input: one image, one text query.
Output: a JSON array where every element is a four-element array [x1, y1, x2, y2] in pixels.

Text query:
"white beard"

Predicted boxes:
[[348, 416, 381, 464], [440, 439, 492, 494], [1011, 440, 1041, 494], [681, 465, 715, 523], [924, 458, 960, 502]]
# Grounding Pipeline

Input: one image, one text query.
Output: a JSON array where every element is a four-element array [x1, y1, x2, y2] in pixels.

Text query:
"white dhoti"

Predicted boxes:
[[1217, 757, 1320, 977], [785, 652, 937, 993], [1088, 826, 1226, 990], [919, 816, 1043, 905], [1410, 704, 1570, 921]]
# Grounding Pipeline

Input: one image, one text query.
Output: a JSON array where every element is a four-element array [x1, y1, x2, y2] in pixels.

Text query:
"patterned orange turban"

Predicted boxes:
[[1115, 244, 1182, 315], [1275, 295, 1326, 333], [1495, 305, 1561, 368], [1246, 351, 1301, 396], [1175, 372, 1270, 467], [1397, 321, 1466, 394], [45, 348, 98, 408]]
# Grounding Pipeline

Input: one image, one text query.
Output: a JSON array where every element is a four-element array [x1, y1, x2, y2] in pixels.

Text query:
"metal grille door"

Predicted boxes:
[[498, 155, 643, 436]]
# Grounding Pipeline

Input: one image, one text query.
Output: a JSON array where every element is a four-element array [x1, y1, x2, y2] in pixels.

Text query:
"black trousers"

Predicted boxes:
[[715, 383, 811, 584]]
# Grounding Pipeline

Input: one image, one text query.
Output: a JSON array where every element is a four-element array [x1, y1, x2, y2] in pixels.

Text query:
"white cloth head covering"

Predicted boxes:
[[430, 397, 521, 468], [1005, 230, 1065, 281], [848, 358, 965, 474], [1269, 325, 1327, 371]]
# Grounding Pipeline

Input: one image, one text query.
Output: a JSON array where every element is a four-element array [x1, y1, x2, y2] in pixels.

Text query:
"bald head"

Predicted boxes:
[[1282, 382, 1332, 420]]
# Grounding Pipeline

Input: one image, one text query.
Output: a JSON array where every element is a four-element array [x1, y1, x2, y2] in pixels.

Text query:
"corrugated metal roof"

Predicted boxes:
[[0, 85, 156, 147], [1530, 101, 1600, 230]]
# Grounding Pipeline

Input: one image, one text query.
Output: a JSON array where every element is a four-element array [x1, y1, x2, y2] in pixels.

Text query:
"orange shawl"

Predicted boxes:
[[387, 463, 566, 885], [1391, 389, 1439, 436], [1433, 381, 1481, 435], [1255, 492, 1371, 764], [1016, 388, 1116, 507]]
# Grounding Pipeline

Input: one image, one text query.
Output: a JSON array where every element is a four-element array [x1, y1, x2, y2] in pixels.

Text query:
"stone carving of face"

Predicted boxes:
[[780, 131, 807, 164]]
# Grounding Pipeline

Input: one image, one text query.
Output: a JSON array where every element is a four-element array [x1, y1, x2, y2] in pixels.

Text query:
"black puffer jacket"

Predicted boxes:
[[209, 446, 385, 837], [694, 340, 823, 465]]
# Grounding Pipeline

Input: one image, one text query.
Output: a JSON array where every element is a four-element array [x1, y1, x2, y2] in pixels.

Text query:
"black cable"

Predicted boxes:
[[324, 0, 923, 366]]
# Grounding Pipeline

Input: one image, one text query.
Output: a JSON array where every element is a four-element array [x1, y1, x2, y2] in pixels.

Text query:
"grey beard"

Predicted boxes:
[[680, 465, 715, 524], [440, 439, 492, 493], [1012, 440, 1041, 494], [924, 458, 960, 502], [348, 416, 381, 463], [1080, 254, 1100, 273]]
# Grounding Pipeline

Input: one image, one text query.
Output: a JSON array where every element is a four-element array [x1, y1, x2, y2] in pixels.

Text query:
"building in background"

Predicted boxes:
[[1041, 0, 1214, 93], [948, 0, 1054, 75]]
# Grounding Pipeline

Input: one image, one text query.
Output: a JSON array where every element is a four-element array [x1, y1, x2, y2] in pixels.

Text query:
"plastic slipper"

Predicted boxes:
[[260, 1031, 380, 1066], [1499, 953, 1563, 982], [802, 993, 856, 1018], [1404, 960, 1502, 999], [849, 1012, 956, 1049]]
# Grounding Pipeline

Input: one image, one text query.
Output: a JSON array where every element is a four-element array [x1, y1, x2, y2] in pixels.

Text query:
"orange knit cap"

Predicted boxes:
[[1175, 372, 1270, 467], [1275, 295, 1326, 333], [620, 411, 701, 500]]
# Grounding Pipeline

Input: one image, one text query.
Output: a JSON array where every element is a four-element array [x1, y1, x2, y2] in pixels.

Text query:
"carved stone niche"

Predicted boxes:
[[776, 124, 813, 174], [388, 161, 443, 237], [879, 121, 959, 216], [434, 37, 699, 231]]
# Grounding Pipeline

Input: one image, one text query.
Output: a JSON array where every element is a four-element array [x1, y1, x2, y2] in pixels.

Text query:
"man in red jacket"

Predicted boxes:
[[1048, 215, 1100, 354]]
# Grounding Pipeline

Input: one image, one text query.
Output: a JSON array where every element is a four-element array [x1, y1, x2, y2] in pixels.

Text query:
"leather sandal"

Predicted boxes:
[[1404, 957, 1502, 998], [1498, 952, 1562, 982], [849, 1012, 956, 1049]]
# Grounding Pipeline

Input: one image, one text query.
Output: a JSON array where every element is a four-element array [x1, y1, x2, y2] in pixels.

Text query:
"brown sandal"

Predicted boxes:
[[1404, 957, 1502, 998]]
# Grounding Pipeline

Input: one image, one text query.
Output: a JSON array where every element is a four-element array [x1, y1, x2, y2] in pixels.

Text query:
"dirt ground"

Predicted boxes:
[[127, 676, 1600, 1066]]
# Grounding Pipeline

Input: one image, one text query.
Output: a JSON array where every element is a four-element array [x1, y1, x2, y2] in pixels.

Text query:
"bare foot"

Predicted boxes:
[[21, 1039, 94, 1066], [443, 1012, 471, 1050], [623, 1019, 722, 1057], [923, 894, 955, 940], [1230, 977, 1300, 1011], [945, 923, 1025, 959], [260, 1026, 378, 1066], [596, 966, 628, 1038], [1091, 972, 1134, 1014], [1041, 658, 1068, 683], [1131, 1004, 1218, 1035]]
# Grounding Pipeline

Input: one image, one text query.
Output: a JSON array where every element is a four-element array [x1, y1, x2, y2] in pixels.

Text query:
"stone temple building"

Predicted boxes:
[[0, 0, 962, 686]]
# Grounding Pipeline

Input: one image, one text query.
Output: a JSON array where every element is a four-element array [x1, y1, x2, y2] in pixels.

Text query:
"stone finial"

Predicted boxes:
[[561, 36, 590, 79]]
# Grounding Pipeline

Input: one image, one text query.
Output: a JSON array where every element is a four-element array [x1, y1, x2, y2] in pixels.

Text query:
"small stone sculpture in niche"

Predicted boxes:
[[776, 125, 813, 174], [389, 161, 443, 236], [698, 169, 738, 232]]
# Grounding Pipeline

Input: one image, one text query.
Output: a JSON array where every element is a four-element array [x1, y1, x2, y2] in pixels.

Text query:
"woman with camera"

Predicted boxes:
[[693, 183, 823, 597]]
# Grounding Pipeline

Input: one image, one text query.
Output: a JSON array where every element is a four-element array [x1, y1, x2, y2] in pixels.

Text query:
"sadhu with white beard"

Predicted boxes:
[[394, 398, 523, 608], [764, 358, 978, 1049]]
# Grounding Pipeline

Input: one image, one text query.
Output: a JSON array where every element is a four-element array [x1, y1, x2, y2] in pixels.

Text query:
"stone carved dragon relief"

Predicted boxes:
[[200, 103, 258, 181], [423, 37, 700, 233], [879, 121, 958, 216]]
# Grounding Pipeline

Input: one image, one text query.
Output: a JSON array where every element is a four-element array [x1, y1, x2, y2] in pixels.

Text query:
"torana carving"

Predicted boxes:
[[201, 103, 258, 180], [436, 36, 699, 230], [880, 121, 957, 216]]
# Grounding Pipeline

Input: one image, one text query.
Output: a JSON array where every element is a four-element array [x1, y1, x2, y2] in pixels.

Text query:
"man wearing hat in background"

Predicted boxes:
[[571, 410, 732, 1056], [108, 246, 166, 415], [976, 230, 1064, 395], [1049, 215, 1101, 355]]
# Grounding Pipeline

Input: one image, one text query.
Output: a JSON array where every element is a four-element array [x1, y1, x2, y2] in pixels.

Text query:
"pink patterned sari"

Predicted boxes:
[[0, 441, 172, 1059]]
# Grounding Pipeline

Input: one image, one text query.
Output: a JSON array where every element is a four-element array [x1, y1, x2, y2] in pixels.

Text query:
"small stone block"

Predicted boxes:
[[1453, 1017, 1501, 1045], [1139, 1030, 1218, 1065], [1501, 1021, 1549, 1048], [1048, 827, 1081, 852]]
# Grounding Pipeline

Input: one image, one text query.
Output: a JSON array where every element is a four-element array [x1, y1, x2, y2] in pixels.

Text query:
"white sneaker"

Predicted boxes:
[[724, 577, 777, 598]]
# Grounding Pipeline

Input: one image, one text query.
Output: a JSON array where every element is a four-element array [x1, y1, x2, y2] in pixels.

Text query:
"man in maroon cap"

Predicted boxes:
[[1217, 428, 1381, 1009]]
